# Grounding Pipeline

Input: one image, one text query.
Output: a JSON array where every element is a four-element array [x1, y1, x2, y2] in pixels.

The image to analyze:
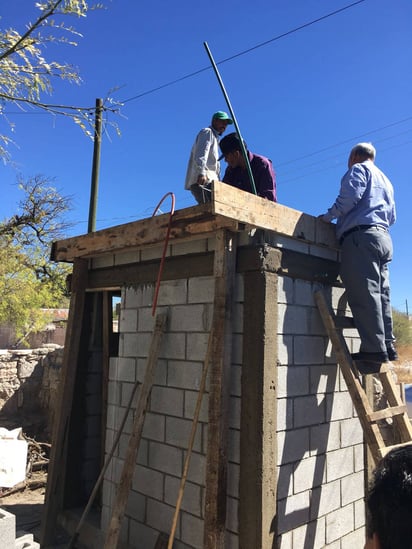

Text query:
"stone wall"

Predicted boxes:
[[0, 345, 63, 438]]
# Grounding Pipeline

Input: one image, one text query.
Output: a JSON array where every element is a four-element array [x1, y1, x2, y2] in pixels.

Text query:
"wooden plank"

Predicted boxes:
[[368, 405, 408, 422], [51, 205, 239, 263], [103, 313, 167, 549], [212, 181, 338, 248], [378, 369, 412, 441], [203, 230, 237, 549], [40, 258, 89, 547]]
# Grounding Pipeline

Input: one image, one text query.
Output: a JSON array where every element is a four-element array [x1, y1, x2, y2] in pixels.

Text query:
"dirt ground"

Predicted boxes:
[[0, 470, 46, 542]]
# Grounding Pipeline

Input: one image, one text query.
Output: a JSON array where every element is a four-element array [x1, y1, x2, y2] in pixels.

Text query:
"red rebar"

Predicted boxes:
[[151, 192, 176, 316]]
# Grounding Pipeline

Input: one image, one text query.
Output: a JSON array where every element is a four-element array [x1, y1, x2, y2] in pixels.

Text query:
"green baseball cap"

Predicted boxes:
[[212, 111, 233, 124]]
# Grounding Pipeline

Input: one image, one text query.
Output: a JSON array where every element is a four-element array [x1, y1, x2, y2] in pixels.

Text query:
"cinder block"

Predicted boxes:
[[159, 332, 186, 360], [340, 418, 364, 447], [277, 428, 310, 465], [181, 511, 204, 549], [226, 496, 238, 533], [292, 517, 326, 549], [277, 397, 294, 432], [326, 447, 354, 482], [326, 392, 354, 422], [125, 490, 146, 523], [164, 476, 202, 516], [293, 454, 325, 492], [341, 528, 367, 549], [325, 504, 355, 544], [169, 305, 208, 332], [310, 421, 341, 454], [184, 390, 208, 423], [186, 451, 206, 485], [293, 336, 325, 365], [168, 361, 204, 391], [310, 479, 341, 519], [165, 416, 201, 451], [128, 520, 159, 549], [341, 470, 365, 506], [0, 508, 16, 549], [188, 276, 214, 303], [157, 279, 187, 306], [228, 428, 240, 464], [142, 412, 165, 443], [132, 465, 164, 500], [278, 276, 294, 305], [146, 497, 175, 533], [277, 365, 310, 398], [150, 386, 184, 417], [276, 491, 310, 532], [137, 357, 167, 385], [119, 308, 138, 333], [294, 395, 326, 428], [186, 333, 209, 361], [277, 336, 293, 366], [148, 441, 182, 477], [309, 365, 339, 394], [294, 280, 315, 306], [15, 532, 40, 549]]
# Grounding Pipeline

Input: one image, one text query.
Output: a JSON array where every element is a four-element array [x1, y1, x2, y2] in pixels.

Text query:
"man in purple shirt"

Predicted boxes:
[[219, 133, 277, 202]]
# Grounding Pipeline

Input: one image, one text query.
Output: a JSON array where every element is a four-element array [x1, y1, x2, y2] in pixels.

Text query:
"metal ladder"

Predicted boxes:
[[315, 289, 412, 464]]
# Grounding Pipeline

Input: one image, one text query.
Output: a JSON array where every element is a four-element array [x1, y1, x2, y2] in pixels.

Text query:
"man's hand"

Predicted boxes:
[[197, 175, 207, 185]]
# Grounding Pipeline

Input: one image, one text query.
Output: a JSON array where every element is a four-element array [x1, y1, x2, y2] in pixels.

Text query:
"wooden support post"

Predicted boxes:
[[103, 313, 168, 549], [40, 258, 89, 547], [203, 230, 237, 549]]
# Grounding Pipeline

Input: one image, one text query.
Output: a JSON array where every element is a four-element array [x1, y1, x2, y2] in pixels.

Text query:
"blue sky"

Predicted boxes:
[[1, 0, 411, 312]]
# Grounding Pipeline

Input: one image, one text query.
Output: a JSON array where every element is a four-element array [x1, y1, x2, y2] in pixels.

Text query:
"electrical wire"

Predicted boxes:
[[120, 0, 367, 105]]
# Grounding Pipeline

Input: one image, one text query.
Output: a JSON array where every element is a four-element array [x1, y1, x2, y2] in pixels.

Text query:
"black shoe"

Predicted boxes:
[[354, 361, 382, 375], [351, 351, 389, 363], [386, 342, 398, 361]]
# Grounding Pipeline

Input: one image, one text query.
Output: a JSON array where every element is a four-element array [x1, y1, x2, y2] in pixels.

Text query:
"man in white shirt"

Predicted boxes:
[[184, 111, 233, 204]]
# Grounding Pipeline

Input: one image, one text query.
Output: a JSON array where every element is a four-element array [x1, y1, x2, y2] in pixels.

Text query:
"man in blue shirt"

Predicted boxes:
[[320, 143, 397, 372]]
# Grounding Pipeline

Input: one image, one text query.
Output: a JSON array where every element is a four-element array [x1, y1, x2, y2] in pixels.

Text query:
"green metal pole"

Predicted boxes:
[[203, 42, 257, 196], [88, 98, 103, 233]]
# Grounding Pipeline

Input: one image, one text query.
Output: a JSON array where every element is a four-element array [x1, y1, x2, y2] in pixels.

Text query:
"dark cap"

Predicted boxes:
[[219, 132, 247, 160]]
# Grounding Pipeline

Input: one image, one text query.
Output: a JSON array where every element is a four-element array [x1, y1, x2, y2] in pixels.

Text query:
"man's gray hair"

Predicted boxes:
[[351, 142, 376, 160]]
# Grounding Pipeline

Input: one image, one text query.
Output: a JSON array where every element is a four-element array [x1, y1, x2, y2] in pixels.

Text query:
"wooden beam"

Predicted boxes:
[[40, 258, 89, 547], [212, 181, 337, 249], [51, 204, 239, 263], [203, 230, 237, 548]]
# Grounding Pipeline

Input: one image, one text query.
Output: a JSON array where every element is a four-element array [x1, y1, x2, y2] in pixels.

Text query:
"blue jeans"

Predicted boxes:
[[340, 226, 394, 353]]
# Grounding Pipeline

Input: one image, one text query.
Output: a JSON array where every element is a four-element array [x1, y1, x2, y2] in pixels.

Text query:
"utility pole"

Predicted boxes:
[[406, 299, 409, 317], [88, 98, 103, 233]]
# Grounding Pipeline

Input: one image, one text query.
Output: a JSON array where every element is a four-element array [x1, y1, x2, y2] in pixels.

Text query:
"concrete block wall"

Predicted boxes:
[[102, 276, 243, 549], [99, 235, 366, 548], [276, 277, 365, 548]]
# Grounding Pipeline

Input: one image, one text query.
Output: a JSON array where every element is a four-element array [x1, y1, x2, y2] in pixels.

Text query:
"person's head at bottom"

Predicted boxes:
[[365, 444, 412, 549]]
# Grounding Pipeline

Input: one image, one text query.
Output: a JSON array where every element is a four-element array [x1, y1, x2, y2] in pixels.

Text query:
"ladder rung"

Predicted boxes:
[[379, 441, 412, 458], [367, 405, 408, 422], [334, 316, 355, 329]]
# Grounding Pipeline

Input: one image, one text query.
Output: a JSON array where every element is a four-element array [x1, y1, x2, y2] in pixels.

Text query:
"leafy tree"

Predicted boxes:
[[0, 0, 119, 162], [393, 308, 412, 347], [0, 175, 72, 346]]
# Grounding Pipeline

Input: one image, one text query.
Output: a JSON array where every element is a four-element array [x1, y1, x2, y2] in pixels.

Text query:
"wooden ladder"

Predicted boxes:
[[315, 289, 412, 464]]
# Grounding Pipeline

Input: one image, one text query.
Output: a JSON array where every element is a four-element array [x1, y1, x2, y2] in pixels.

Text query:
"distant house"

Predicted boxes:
[[0, 309, 69, 349]]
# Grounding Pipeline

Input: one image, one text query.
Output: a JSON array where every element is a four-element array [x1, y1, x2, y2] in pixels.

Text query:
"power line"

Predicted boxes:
[[120, 0, 367, 105]]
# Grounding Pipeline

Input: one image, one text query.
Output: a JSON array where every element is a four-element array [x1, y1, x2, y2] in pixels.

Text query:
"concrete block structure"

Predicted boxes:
[[41, 182, 369, 548]]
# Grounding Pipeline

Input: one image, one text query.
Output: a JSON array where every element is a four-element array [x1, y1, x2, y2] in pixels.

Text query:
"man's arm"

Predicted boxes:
[[321, 164, 368, 221], [254, 157, 276, 201], [193, 128, 212, 182]]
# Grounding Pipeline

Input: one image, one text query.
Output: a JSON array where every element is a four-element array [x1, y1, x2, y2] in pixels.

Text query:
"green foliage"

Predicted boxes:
[[0, 175, 72, 346], [0, 0, 120, 161], [393, 308, 412, 346]]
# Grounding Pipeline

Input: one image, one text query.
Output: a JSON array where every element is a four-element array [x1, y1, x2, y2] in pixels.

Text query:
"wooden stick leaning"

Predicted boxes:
[[167, 326, 214, 549]]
